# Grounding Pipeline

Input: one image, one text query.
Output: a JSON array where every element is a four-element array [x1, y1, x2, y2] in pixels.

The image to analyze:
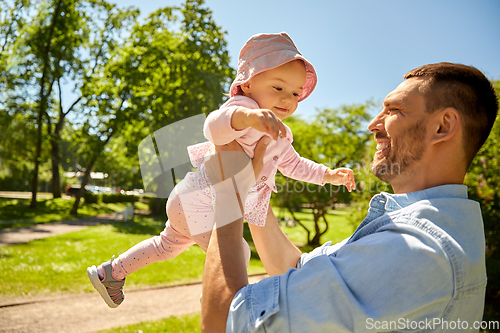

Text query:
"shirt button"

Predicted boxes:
[[261, 176, 267, 181], [273, 156, 278, 161]]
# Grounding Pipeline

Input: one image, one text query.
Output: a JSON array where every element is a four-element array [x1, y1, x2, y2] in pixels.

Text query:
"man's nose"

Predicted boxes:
[[367, 111, 385, 133]]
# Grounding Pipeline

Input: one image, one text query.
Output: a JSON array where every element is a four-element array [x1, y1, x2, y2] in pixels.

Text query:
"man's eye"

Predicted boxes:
[[273, 86, 282, 91]]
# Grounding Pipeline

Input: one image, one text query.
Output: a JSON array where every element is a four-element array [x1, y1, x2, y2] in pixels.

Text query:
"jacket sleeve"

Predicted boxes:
[[203, 96, 259, 145], [278, 143, 328, 185]]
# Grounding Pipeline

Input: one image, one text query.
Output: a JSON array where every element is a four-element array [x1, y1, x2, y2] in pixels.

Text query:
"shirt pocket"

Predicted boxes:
[[249, 276, 280, 330]]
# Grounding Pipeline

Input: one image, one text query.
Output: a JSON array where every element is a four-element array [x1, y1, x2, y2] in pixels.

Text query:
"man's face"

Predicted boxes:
[[367, 78, 430, 184]]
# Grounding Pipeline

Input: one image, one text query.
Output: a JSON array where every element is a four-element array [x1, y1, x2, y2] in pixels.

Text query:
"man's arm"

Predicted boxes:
[[201, 137, 269, 332], [201, 211, 248, 332], [248, 207, 302, 276]]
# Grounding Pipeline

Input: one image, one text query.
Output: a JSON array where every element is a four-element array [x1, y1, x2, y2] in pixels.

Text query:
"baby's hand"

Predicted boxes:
[[232, 108, 287, 140], [323, 168, 356, 192]]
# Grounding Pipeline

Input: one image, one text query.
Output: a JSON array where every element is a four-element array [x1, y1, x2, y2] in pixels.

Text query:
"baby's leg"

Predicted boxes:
[[112, 220, 195, 279], [167, 184, 252, 266], [113, 168, 252, 279]]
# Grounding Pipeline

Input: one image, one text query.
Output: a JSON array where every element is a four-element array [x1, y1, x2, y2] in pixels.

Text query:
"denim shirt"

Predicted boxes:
[[226, 185, 487, 332]]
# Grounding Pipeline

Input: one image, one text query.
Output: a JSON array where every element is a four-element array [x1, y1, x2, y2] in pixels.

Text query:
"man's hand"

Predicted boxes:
[[231, 107, 287, 141], [323, 168, 356, 192]]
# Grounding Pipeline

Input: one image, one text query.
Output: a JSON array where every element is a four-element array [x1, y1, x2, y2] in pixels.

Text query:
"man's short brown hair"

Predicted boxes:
[[404, 62, 498, 168]]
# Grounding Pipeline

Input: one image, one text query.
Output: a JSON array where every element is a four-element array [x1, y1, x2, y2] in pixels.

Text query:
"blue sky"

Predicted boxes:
[[109, 0, 500, 119]]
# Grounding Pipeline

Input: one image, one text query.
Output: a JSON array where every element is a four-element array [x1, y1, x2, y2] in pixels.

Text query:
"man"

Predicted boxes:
[[201, 63, 499, 332]]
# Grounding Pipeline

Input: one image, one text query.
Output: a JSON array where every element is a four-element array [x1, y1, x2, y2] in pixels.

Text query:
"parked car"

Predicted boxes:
[[66, 185, 83, 197], [66, 185, 94, 197]]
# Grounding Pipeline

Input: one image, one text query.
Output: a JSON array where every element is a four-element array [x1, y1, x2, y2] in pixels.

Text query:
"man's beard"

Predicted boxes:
[[371, 122, 427, 183]]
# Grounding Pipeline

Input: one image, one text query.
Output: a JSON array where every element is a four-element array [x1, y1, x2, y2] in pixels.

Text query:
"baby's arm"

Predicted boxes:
[[279, 144, 356, 192]]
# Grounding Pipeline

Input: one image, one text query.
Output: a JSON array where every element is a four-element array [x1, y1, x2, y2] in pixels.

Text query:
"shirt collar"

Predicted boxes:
[[370, 184, 469, 213]]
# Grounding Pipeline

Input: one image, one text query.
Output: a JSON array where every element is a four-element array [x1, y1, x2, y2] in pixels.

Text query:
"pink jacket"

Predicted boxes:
[[189, 96, 328, 225]]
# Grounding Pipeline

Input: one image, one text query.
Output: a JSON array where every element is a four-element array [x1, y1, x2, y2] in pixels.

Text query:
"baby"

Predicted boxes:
[[87, 32, 355, 308]]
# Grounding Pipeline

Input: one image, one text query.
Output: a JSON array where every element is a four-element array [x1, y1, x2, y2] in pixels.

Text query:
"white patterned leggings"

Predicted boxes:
[[111, 173, 251, 280]]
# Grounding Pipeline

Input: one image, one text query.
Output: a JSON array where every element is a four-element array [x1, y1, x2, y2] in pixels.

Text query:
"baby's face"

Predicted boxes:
[[241, 60, 307, 120]]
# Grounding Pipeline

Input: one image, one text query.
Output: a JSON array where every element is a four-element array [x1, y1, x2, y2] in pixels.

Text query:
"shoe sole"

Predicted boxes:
[[87, 265, 119, 308]]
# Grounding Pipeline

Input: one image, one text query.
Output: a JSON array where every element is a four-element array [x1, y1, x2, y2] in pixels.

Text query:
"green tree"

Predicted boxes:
[[70, 0, 233, 214], [0, 0, 139, 204], [0, 1, 38, 192], [465, 79, 500, 322], [273, 102, 373, 245]]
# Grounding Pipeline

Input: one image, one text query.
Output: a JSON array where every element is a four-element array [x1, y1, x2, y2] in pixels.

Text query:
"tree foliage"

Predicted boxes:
[[0, 0, 233, 216], [465, 79, 500, 322], [69, 0, 233, 214]]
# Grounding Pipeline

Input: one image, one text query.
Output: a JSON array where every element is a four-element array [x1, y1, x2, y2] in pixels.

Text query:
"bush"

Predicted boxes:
[[83, 191, 99, 204], [143, 196, 167, 216], [101, 193, 138, 204]]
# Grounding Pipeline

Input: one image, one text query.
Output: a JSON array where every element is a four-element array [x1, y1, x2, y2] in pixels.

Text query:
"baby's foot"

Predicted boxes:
[[87, 258, 125, 308]]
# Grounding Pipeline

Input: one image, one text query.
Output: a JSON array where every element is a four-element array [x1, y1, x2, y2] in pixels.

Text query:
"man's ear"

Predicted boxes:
[[430, 107, 460, 145], [240, 81, 251, 95]]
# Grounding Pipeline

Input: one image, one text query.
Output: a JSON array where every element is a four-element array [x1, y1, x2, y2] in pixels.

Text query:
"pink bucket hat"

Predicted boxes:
[[230, 32, 317, 102]]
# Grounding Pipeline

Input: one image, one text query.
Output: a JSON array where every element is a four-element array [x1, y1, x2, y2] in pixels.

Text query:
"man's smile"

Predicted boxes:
[[375, 141, 390, 155]]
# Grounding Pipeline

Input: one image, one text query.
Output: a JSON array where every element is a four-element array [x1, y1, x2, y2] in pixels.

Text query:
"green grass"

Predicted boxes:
[[0, 197, 148, 229], [99, 313, 201, 333], [0, 214, 264, 297], [0, 207, 352, 298]]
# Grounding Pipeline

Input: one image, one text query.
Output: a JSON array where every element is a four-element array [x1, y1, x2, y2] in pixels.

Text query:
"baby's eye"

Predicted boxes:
[[293, 93, 299, 97], [273, 86, 282, 91]]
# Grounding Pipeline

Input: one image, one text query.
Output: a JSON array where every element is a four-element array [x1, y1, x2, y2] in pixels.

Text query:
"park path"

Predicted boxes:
[[0, 214, 116, 247], [0, 213, 267, 332], [0, 275, 266, 333]]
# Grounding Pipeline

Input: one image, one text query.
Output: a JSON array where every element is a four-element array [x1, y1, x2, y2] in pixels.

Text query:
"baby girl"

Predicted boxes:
[[87, 32, 355, 308]]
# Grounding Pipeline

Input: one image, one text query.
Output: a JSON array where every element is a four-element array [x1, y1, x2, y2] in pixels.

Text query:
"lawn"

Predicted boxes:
[[0, 214, 265, 297], [0, 206, 354, 298], [99, 313, 201, 333], [0, 197, 145, 229]]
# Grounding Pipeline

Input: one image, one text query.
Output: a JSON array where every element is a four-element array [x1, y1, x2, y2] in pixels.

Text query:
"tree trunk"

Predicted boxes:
[[29, 0, 64, 208], [70, 155, 97, 215], [152, 197, 163, 216], [311, 218, 322, 246], [29, 109, 43, 208], [51, 138, 62, 198], [71, 129, 115, 215]]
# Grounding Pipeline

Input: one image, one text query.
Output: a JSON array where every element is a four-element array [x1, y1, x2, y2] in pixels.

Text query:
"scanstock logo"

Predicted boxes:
[[138, 114, 255, 235]]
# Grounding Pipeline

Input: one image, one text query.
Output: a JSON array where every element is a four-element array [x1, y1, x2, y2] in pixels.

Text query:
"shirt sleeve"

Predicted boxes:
[[277, 143, 329, 185], [226, 230, 454, 332], [204, 96, 259, 145]]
